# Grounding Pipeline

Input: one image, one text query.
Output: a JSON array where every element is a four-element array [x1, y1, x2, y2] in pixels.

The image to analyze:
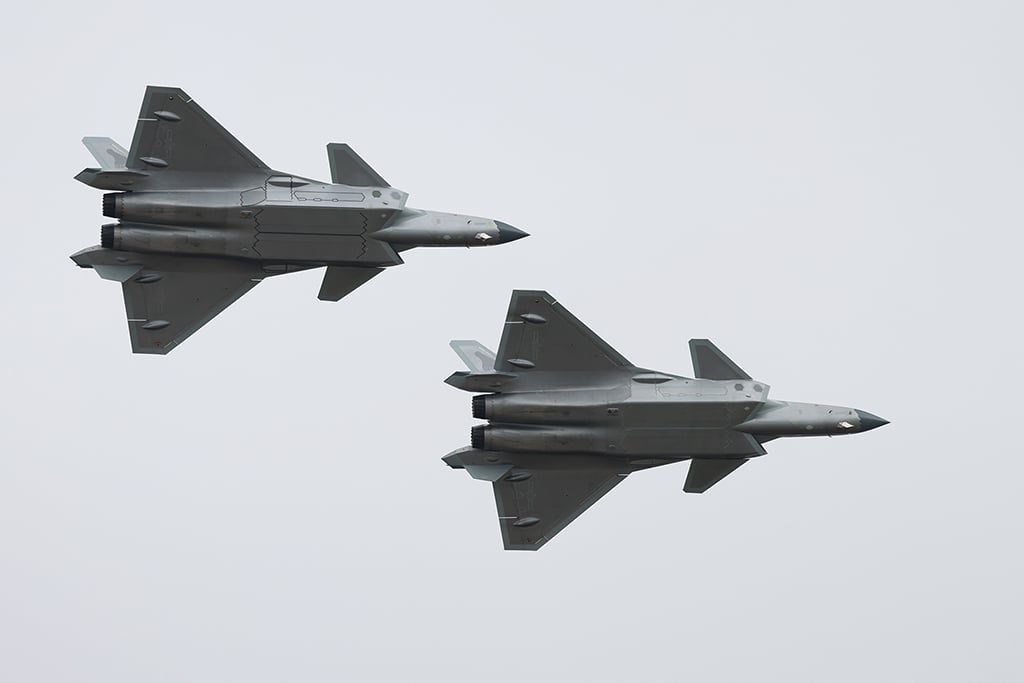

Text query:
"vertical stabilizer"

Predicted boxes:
[[82, 137, 128, 168], [450, 340, 497, 373]]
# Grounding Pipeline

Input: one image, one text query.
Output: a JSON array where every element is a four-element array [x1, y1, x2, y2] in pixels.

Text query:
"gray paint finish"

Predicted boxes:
[[71, 86, 528, 354], [444, 290, 887, 550], [4, 3, 1021, 680]]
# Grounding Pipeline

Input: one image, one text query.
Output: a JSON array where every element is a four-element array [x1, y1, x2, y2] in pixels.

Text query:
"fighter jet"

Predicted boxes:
[[71, 86, 527, 354], [443, 290, 888, 550]]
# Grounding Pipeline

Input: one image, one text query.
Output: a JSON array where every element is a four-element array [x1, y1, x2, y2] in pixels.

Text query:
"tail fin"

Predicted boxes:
[[446, 340, 517, 392], [689, 339, 751, 380], [450, 340, 496, 373], [82, 137, 128, 168]]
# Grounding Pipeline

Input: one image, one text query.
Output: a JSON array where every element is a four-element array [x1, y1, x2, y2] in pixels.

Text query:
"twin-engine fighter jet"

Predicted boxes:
[[71, 86, 527, 354], [444, 290, 889, 550]]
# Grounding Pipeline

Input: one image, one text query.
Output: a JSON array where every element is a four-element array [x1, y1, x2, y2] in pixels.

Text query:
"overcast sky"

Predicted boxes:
[[1, 1, 1022, 681]]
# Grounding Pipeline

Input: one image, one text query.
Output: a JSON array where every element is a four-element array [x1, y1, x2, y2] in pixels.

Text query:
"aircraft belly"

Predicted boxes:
[[254, 205, 396, 236], [250, 204, 402, 264], [252, 233, 400, 265], [619, 400, 761, 428], [621, 428, 764, 457]]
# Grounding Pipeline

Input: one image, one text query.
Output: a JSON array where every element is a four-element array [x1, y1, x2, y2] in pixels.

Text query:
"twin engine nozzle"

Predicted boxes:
[[472, 394, 487, 419], [102, 192, 121, 219], [470, 393, 614, 453], [471, 423, 609, 453], [98, 193, 243, 256], [470, 392, 611, 425]]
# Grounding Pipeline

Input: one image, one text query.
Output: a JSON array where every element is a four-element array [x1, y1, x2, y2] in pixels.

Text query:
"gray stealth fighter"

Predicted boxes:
[[444, 291, 888, 550], [71, 86, 527, 354]]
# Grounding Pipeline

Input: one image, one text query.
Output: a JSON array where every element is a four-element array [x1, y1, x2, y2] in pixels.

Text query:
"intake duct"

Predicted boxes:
[[472, 395, 488, 419], [102, 193, 122, 219], [100, 224, 114, 248], [471, 425, 485, 449]]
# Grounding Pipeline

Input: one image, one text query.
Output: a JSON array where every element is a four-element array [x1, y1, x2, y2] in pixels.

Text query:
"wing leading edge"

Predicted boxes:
[[126, 86, 268, 175], [494, 290, 633, 374]]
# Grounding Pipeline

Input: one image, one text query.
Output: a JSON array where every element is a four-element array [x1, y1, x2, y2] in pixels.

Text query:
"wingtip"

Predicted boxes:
[[509, 289, 553, 299], [144, 84, 185, 93]]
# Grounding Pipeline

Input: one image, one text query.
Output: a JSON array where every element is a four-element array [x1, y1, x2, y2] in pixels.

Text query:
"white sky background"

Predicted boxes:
[[1, 1, 1022, 680]]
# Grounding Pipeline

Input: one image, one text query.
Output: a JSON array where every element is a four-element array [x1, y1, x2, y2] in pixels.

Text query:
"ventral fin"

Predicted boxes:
[[683, 458, 747, 493], [317, 266, 384, 302]]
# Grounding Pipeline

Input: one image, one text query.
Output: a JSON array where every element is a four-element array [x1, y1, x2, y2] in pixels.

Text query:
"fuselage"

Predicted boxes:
[[470, 373, 882, 462], [96, 173, 523, 266]]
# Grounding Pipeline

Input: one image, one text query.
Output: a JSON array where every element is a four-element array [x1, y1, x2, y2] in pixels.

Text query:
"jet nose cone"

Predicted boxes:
[[856, 410, 890, 432], [495, 221, 529, 243]]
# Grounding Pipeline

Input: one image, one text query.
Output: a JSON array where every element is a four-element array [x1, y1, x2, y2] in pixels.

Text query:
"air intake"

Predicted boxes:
[[471, 425, 486, 449]]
